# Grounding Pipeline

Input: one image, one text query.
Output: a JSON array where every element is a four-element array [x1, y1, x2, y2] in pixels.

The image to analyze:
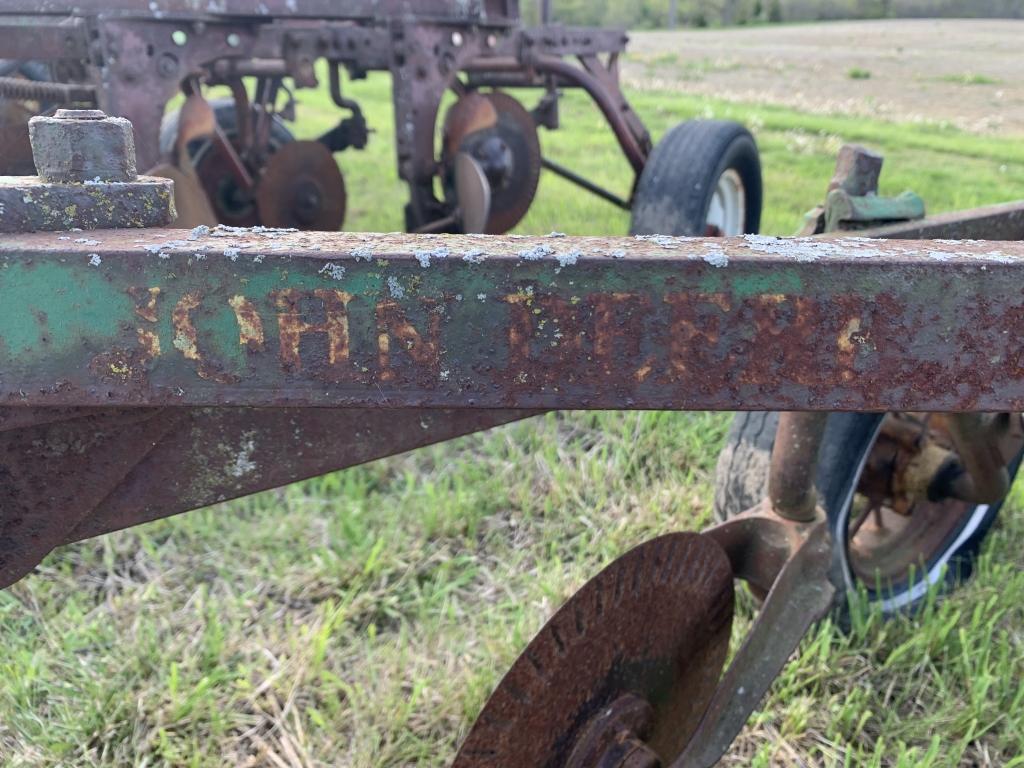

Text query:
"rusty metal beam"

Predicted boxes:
[[0, 16, 90, 61], [851, 199, 1024, 241], [0, 405, 530, 588], [4, 230, 1024, 412], [3, 0, 520, 22]]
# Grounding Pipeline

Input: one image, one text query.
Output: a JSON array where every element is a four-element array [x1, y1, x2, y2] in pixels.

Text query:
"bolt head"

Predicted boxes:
[[29, 110, 137, 183], [157, 52, 180, 78], [54, 108, 107, 120]]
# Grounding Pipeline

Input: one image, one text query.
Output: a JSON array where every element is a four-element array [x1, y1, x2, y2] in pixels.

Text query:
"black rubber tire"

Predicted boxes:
[[630, 119, 762, 236], [158, 98, 294, 159], [714, 412, 1021, 617], [713, 412, 779, 525]]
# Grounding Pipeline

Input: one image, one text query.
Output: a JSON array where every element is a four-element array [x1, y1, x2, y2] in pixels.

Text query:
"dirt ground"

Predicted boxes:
[[626, 19, 1024, 134]]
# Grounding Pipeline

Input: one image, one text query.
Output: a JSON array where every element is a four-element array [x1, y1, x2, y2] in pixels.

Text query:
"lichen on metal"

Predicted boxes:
[[0, 175, 175, 232], [0, 108, 174, 233]]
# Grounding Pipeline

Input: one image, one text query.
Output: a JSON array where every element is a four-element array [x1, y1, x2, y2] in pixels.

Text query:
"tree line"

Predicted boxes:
[[523, 0, 1024, 28]]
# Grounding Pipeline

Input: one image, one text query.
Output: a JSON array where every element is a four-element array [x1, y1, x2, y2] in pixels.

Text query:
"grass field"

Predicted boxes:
[[3, 62, 1024, 767]]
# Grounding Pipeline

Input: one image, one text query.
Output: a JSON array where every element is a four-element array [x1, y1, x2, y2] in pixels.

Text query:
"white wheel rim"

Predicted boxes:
[[706, 168, 746, 236]]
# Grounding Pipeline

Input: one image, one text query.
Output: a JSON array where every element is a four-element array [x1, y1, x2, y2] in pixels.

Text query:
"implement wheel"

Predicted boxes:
[[714, 412, 1024, 616], [630, 120, 762, 237]]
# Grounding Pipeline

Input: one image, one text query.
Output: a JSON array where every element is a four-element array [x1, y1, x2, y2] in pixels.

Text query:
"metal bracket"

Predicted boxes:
[[683, 512, 836, 768]]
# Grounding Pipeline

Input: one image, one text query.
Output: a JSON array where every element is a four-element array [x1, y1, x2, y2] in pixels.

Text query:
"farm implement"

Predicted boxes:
[[3, 106, 1024, 766], [0, 0, 761, 237], [4, 2, 1024, 765]]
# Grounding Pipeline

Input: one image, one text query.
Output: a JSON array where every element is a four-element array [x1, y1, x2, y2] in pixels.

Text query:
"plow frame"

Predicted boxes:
[[0, 0, 650, 232]]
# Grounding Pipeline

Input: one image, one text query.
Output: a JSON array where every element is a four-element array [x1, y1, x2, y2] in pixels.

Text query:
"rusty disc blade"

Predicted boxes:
[[481, 91, 541, 235], [452, 532, 734, 768], [256, 140, 346, 231], [443, 92, 499, 159]]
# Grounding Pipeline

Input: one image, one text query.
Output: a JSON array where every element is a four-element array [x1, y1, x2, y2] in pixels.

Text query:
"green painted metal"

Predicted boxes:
[[824, 189, 926, 232], [3, 228, 1024, 412]]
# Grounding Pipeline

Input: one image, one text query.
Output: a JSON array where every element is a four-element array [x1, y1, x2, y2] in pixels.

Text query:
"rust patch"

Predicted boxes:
[[664, 292, 731, 385], [591, 292, 653, 379], [504, 291, 585, 386], [129, 286, 161, 323], [172, 293, 202, 362], [375, 297, 449, 383], [137, 329, 161, 359], [130, 286, 163, 361], [273, 289, 353, 374], [88, 346, 151, 387]]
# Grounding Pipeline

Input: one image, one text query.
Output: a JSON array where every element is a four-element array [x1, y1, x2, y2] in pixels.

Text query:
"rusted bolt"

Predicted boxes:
[[28, 108, 137, 183], [3, 107, 174, 232], [157, 52, 180, 78]]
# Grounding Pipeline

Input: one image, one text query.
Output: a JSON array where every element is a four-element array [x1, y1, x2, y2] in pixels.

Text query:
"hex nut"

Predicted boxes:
[[28, 111, 138, 183]]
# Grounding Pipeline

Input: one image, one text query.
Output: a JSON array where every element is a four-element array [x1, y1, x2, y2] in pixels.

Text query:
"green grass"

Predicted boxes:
[[273, 71, 1024, 237], [2, 73, 1024, 766], [938, 73, 1002, 86], [847, 67, 872, 80]]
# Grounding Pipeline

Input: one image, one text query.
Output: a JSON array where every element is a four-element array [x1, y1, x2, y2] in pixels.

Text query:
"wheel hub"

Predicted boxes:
[[194, 139, 260, 227], [255, 140, 346, 231], [848, 412, 1024, 587], [566, 694, 662, 768], [470, 133, 514, 191], [443, 91, 541, 235]]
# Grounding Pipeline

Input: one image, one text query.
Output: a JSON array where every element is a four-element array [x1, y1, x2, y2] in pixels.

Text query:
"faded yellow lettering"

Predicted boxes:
[[229, 295, 265, 352], [172, 292, 239, 384], [664, 292, 731, 381], [591, 292, 652, 380], [273, 289, 353, 373], [128, 286, 162, 361]]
